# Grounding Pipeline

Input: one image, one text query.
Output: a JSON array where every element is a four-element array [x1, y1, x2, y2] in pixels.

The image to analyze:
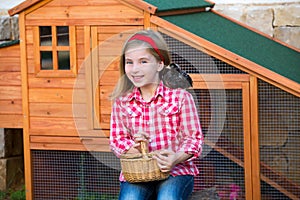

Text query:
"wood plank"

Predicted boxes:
[[98, 57, 120, 72], [75, 26, 85, 45], [99, 71, 119, 85], [0, 72, 21, 85], [99, 114, 111, 125], [70, 26, 78, 75], [250, 76, 261, 200], [85, 26, 94, 130], [30, 142, 110, 152], [30, 135, 109, 145], [242, 82, 253, 200], [0, 114, 23, 128], [48, 0, 121, 7], [19, 12, 32, 200], [100, 100, 113, 115], [28, 74, 85, 88], [0, 44, 20, 57], [30, 116, 88, 130], [8, 0, 41, 16], [91, 26, 100, 129], [29, 88, 86, 103], [29, 128, 109, 137], [26, 18, 143, 26], [122, 0, 157, 14], [99, 85, 115, 102], [0, 86, 22, 99], [29, 102, 86, 118], [27, 5, 142, 19], [97, 25, 142, 34], [0, 100, 22, 114], [0, 58, 21, 72]]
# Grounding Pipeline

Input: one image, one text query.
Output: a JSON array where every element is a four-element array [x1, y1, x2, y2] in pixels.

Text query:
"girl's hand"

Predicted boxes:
[[129, 131, 150, 153], [153, 150, 176, 173], [133, 131, 150, 144], [153, 150, 193, 173]]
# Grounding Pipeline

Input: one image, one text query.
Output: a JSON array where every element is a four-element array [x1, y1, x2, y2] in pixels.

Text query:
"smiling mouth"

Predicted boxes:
[[132, 75, 144, 82]]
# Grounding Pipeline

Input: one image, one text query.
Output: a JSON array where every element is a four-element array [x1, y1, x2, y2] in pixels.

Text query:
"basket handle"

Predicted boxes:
[[140, 141, 148, 158]]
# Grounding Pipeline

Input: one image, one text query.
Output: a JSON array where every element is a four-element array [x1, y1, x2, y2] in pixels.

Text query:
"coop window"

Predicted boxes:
[[34, 26, 77, 77]]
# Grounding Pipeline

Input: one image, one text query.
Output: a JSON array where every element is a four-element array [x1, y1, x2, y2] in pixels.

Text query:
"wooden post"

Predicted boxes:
[[250, 76, 261, 200], [19, 12, 33, 200], [243, 82, 253, 200]]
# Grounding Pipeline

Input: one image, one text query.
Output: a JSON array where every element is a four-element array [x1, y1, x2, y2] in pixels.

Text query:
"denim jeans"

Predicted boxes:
[[119, 175, 194, 200]]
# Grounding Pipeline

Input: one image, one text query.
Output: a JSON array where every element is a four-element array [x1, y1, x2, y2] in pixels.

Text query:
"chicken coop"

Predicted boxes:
[[0, 0, 299, 199]]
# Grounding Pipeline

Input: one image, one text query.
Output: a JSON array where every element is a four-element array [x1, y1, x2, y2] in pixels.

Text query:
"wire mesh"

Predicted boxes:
[[258, 80, 300, 200], [192, 89, 245, 199], [32, 150, 120, 200], [162, 33, 246, 74]]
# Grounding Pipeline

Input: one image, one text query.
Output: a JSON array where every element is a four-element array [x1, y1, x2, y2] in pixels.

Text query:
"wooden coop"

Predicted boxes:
[[0, 0, 299, 199]]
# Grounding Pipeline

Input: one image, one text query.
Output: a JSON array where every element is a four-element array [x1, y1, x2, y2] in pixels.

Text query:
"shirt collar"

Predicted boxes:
[[123, 81, 166, 102]]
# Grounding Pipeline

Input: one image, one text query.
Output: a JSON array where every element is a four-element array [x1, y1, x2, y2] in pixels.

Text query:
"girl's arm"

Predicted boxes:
[[178, 91, 203, 160], [109, 100, 135, 157]]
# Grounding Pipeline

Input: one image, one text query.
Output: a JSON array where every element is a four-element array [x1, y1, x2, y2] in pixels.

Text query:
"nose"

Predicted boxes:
[[131, 62, 140, 72]]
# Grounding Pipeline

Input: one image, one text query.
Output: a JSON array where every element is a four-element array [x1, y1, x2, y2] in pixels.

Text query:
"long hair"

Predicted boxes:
[[110, 29, 171, 100]]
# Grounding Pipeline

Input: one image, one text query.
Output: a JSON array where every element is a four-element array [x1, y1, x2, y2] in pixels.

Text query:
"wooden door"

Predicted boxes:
[[190, 74, 256, 200]]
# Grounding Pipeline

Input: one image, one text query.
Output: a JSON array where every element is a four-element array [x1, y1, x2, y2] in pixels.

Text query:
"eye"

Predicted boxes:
[[141, 59, 148, 64], [125, 60, 133, 65]]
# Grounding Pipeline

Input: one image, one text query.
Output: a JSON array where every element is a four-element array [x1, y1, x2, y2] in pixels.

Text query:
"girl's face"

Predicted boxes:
[[124, 46, 163, 90]]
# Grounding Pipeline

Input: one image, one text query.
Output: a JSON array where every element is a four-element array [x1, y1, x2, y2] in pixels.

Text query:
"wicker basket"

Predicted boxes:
[[120, 141, 169, 183]]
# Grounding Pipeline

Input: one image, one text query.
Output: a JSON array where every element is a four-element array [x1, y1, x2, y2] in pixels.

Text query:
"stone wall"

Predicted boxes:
[[213, 2, 300, 49], [0, 15, 18, 43]]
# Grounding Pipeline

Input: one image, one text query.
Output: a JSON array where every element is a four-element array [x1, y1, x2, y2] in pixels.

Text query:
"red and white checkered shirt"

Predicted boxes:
[[110, 82, 203, 182]]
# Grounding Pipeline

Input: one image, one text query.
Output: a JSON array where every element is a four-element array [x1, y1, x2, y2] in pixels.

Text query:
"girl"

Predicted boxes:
[[110, 29, 203, 200]]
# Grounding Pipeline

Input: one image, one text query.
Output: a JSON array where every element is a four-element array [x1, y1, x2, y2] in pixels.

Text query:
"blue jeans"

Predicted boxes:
[[119, 175, 194, 200]]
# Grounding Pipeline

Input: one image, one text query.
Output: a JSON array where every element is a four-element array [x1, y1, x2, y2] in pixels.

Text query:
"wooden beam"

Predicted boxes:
[[250, 76, 261, 200], [91, 26, 101, 129], [84, 26, 93, 130], [121, 0, 157, 14], [144, 11, 151, 29], [19, 12, 33, 200], [242, 82, 253, 200], [30, 136, 110, 152], [8, 0, 43, 16]]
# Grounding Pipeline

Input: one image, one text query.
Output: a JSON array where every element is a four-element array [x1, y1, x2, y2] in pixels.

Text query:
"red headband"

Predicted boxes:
[[128, 34, 164, 62]]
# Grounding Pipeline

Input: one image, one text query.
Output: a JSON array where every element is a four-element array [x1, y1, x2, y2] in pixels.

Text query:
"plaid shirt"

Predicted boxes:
[[110, 82, 203, 182]]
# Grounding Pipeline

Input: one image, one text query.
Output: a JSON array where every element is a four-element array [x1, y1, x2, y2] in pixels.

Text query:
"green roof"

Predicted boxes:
[[0, 40, 19, 48], [162, 12, 300, 84], [143, 0, 300, 85], [144, 0, 214, 12]]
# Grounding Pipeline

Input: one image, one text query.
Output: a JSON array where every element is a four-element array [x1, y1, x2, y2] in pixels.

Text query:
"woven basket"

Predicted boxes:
[[120, 141, 169, 183]]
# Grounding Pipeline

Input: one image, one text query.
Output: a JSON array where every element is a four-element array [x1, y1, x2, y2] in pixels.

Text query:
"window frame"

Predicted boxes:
[[33, 25, 77, 77]]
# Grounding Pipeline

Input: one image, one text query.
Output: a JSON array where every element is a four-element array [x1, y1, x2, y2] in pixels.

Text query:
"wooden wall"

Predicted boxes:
[[21, 0, 145, 151], [0, 43, 22, 128]]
